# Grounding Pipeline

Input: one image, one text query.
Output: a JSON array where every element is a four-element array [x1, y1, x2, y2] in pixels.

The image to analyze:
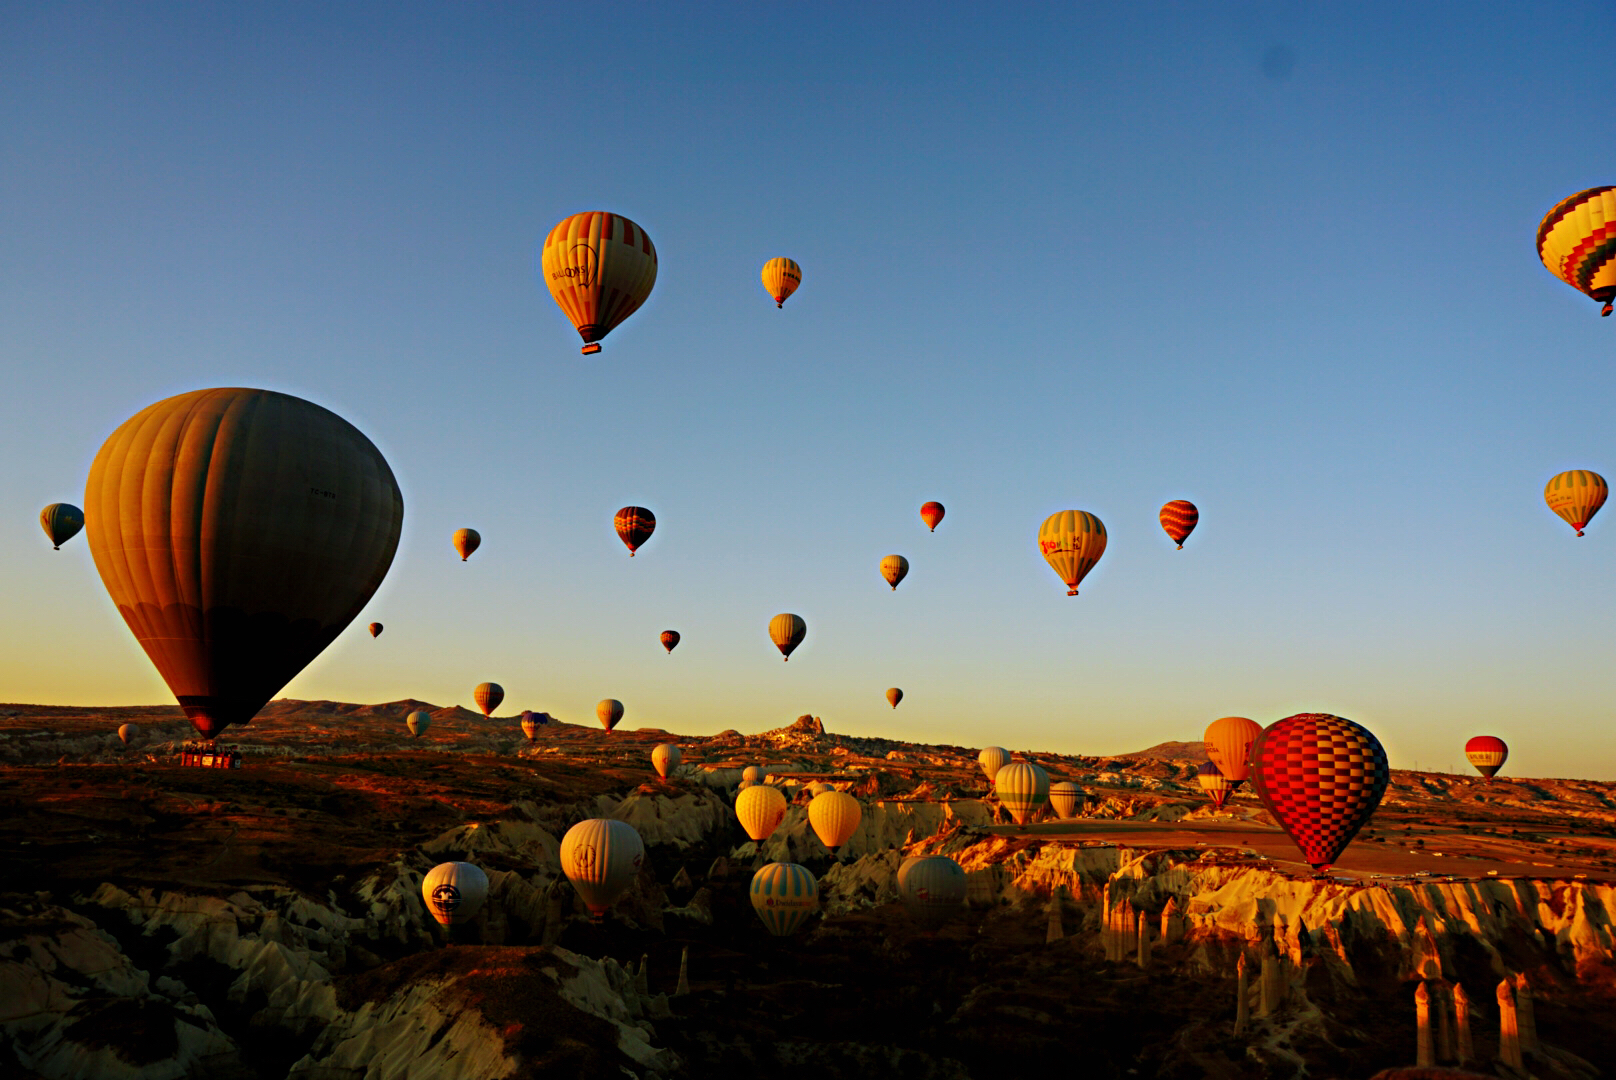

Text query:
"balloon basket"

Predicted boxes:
[[581, 343, 602, 355]]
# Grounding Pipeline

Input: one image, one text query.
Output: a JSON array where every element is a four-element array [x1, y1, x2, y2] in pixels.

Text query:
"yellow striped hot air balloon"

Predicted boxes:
[[540, 211, 657, 354], [1544, 470, 1607, 536], [807, 790, 861, 852], [880, 554, 909, 591], [994, 761, 1050, 826], [561, 818, 646, 919], [736, 783, 787, 842], [473, 682, 503, 717], [1038, 510, 1107, 596], [750, 862, 818, 936], [1537, 187, 1616, 317], [1203, 716, 1263, 786], [760, 257, 801, 308], [769, 613, 806, 660], [1049, 780, 1082, 819], [977, 746, 1009, 784]]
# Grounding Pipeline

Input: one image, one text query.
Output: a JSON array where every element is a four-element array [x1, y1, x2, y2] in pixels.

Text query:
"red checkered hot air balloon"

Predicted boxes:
[[1464, 736, 1508, 779], [1159, 500, 1199, 549], [1247, 713, 1389, 873]]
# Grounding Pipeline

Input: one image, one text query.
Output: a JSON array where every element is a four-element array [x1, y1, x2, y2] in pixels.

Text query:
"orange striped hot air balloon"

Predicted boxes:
[[473, 682, 503, 717], [660, 630, 680, 654], [920, 502, 945, 532], [1159, 500, 1199, 549], [540, 211, 657, 353], [1537, 187, 1616, 317], [1038, 510, 1107, 596], [769, 613, 806, 660], [614, 506, 655, 555], [1544, 470, 1607, 536], [760, 257, 801, 308], [1203, 716, 1263, 786], [1464, 736, 1508, 779]]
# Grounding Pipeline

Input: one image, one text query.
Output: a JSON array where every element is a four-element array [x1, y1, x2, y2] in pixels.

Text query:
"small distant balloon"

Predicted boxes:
[[742, 765, 766, 785], [977, 746, 1009, 784], [597, 698, 624, 732], [660, 630, 680, 654], [1048, 780, 1082, 818], [880, 554, 909, 591], [117, 723, 140, 746], [368, 622, 383, 638], [920, 502, 945, 532], [1537, 187, 1616, 317], [736, 783, 787, 842], [1544, 470, 1607, 536], [520, 710, 546, 741], [453, 528, 481, 562], [1038, 510, 1107, 596], [614, 506, 656, 556], [652, 743, 681, 779], [760, 257, 802, 309], [540, 211, 658, 354], [39, 503, 84, 550], [886, 687, 903, 709], [422, 861, 489, 927], [750, 862, 818, 936], [1158, 500, 1199, 549], [769, 613, 807, 660], [473, 682, 503, 717], [1196, 761, 1233, 810], [560, 818, 646, 918], [406, 709, 430, 737], [1464, 736, 1508, 779]]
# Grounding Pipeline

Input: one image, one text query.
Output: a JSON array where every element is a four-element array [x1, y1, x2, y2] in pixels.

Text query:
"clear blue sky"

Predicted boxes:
[[3, 3, 1614, 777]]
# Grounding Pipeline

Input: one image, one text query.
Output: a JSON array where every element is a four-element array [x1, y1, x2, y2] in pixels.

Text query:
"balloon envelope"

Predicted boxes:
[[1049, 780, 1082, 818], [1247, 713, 1389, 872], [540, 211, 658, 353], [368, 622, 382, 638], [920, 502, 945, 532], [597, 699, 624, 731], [761, 257, 802, 308], [84, 388, 403, 740], [614, 506, 655, 555], [994, 762, 1050, 825], [886, 687, 903, 709], [736, 783, 788, 842], [880, 555, 909, 591], [1159, 500, 1199, 549], [117, 723, 139, 746], [750, 862, 818, 936], [561, 818, 645, 918], [898, 855, 966, 928], [1038, 510, 1107, 596], [807, 790, 861, 851], [742, 765, 766, 785], [769, 613, 807, 660], [406, 710, 430, 737], [652, 743, 681, 779], [977, 746, 1009, 784], [520, 711, 544, 741], [422, 861, 489, 927], [474, 683, 503, 717], [1203, 716, 1263, 786], [1537, 187, 1616, 315], [1544, 470, 1607, 536], [39, 503, 84, 550], [660, 630, 680, 654], [453, 528, 481, 562], [1464, 736, 1508, 778], [1196, 761, 1233, 810]]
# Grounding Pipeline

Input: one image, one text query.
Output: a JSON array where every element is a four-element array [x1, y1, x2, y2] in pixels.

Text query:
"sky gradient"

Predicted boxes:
[[3, 3, 1614, 777]]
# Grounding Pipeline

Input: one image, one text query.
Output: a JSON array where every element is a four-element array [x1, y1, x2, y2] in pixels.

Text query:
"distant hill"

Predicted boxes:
[[1112, 740, 1206, 764]]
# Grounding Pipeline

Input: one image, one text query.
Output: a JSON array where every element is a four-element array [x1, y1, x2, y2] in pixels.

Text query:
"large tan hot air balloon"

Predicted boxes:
[[1544, 470, 1607, 536], [652, 743, 681, 779], [473, 682, 503, 717], [977, 746, 1010, 784], [741, 765, 766, 785], [540, 211, 657, 354], [994, 761, 1049, 826], [769, 613, 806, 660], [1203, 716, 1263, 786], [39, 503, 84, 550], [597, 698, 624, 732], [84, 388, 403, 741], [880, 554, 909, 591], [422, 862, 489, 928], [760, 257, 801, 308], [452, 528, 480, 562], [736, 783, 788, 842], [1537, 187, 1616, 317], [560, 818, 645, 919], [807, 790, 861, 852], [1038, 510, 1107, 596]]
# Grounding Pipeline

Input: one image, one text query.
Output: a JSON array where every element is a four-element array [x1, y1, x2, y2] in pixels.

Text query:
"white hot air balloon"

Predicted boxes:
[[742, 765, 766, 785], [977, 746, 1010, 784], [561, 818, 646, 919], [422, 862, 490, 927], [652, 743, 681, 779], [897, 855, 967, 929], [736, 784, 788, 843], [807, 790, 862, 853]]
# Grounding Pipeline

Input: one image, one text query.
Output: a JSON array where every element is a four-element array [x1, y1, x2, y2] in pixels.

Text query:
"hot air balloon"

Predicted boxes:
[[897, 855, 967, 929], [1038, 510, 1107, 597], [1203, 716, 1263, 787], [1544, 470, 1607, 536], [920, 502, 945, 532], [880, 555, 909, 591], [977, 746, 1009, 784], [1049, 780, 1082, 819], [886, 687, 903, 709], [453, 528, 480, 562], [736, 783, 787, 843], [368, 622, 383, 638], [660, 630, 680, 654], [597, 699, 624, 732], [750, 862, 818, 936], [1159, 500, 1199, 549], [1196, 761, 1233, 810], [613, 506, 655, 556], [804, 782, 835, 797], [994, 761, 1050, 826], [1537, 187, 1616, 316], [760, 257, 801, 308], [742, 765, 766, 785], [769, 613, 806, 660], [39, 503, 84, 550], [1248, 713, 1389, 873], [474, 682, 503, 718], [84, 388, 404, 741], [807, 790, 861, 852], [1464, 736, 1508, 779], [520, 711, 543, 741], [406, 710, 430, 737], [422, 862, 489, 927], [117, 723, 139, 746], [560, 818, 645, 919], [540, 211, 658, 354], [652, 743, 681, 779]]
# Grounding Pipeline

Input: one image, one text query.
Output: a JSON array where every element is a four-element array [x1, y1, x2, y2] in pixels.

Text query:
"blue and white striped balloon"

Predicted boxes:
[[750, 862, 818, 937]]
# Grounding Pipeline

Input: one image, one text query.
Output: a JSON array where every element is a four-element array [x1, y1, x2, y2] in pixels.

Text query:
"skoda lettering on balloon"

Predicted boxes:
[[1247, 713, 1389, 873], [1537, 187, 1616, 317], [84, 389, 404, 741], [1464, 736, 1508, 779], [1159, 500, 1199, 549], [1544, 470, 1607, 537], [750, 862, 818, 936], [541, 211, 657, 354], [1038, 510, 1107, 596], [761, 257, 801, 308]]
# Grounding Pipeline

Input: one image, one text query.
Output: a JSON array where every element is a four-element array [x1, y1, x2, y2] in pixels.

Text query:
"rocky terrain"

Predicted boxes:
[[3, 700, 1615, 1079]]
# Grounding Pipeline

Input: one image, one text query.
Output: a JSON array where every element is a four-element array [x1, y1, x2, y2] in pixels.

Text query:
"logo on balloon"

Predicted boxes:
[[430, 883, 462, 914]]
